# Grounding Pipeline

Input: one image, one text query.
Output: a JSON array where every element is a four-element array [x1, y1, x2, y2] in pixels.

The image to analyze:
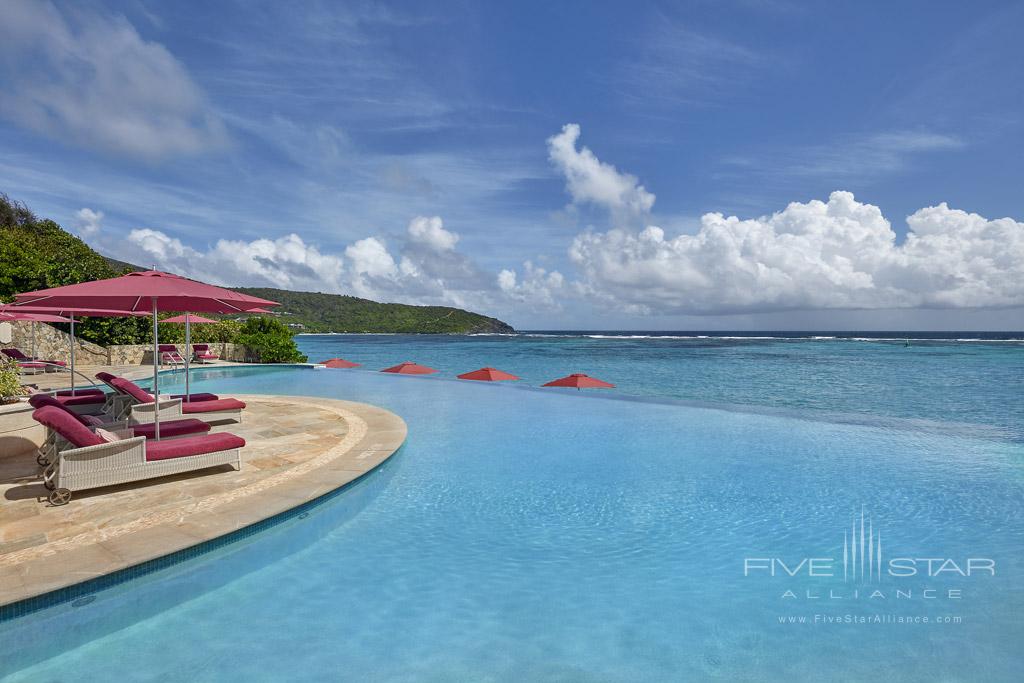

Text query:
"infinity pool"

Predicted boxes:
[[2, 366, 1022, 681]]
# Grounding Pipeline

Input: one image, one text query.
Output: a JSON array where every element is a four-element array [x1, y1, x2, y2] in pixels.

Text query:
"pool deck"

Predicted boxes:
[[0, 388, 406, 608]]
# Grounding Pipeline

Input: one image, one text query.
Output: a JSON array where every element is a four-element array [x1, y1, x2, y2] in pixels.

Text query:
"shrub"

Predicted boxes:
[[235, 317, 307, 363], [0, 357, 23, 400]]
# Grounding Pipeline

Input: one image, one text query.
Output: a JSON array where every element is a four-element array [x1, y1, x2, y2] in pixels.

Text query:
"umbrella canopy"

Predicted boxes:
[[1, 305, 149, 392], [381, 361, 438, 375], [12, 271, 278, 440], [542, 373, 615, 389], [457, 367, 520, 381], [322, 358, 361, 368], [0, 312, 72, 323], [245, 308, 275, 314], [1, 305, 148, 318], [162, 313, 219, 324], [14, 269, 278, 313], [0, 312, 72, 365]]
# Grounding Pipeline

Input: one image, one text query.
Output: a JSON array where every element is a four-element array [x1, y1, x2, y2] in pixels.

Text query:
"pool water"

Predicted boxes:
[[2, 366, 1023, 681]]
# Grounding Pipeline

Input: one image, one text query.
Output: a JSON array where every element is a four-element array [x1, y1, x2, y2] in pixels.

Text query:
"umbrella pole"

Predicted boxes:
[[152, 299, 160, 441], [70, 316, 76, 396], [184, 313, 191, 400]]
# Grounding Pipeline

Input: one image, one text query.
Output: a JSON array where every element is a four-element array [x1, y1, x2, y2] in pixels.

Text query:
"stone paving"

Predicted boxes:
[[0, 393, 406, 607]]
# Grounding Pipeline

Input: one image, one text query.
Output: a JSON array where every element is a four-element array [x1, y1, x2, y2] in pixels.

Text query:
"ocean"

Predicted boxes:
[[296, 331, 1024, 442]]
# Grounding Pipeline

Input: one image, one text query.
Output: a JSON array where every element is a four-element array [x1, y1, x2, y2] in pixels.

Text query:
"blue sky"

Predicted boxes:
[[1, 0, 1022, 329]]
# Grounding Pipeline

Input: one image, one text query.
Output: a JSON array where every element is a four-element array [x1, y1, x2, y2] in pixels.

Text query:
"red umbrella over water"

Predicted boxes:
[[381, 361, 438, 375], [542, 373, 615, 390], [457, 367, 520, 381], [12, 270, 277, 438], [322, 358, 361, 368]]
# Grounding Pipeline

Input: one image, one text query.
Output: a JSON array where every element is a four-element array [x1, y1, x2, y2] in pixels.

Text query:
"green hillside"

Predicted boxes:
[[233, 287, 516, 334]]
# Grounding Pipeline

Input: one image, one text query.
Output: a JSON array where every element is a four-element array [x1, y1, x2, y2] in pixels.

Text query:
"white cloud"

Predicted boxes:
[[406, 215, 458, 251], [569, 191, 1024, 314], [547, 123, 655, 221], [117, 216, 561, 314], [74, 207, 103, 236], [497, 262, 565, 309], [126, 229, 345, 291], [0, 0, 226, 160]]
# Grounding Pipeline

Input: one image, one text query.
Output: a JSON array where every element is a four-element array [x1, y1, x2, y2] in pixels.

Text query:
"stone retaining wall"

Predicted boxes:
[[0, 321, 107, 365], [0, 321, 253, 365]]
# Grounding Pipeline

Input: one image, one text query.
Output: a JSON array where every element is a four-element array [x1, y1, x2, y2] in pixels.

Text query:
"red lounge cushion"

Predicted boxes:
[[131, 419, 210, 439], [145, 432, 245, 461], [55, 393, 106, 407], [181, 398, 246, 414], [32, 406, 104, 448], [109, 377, 155, 403], [19, 362, 45, 369], [55, 388, 102, 396], [170, 392, 219, 402], [2, 349, 28, 360], [28, 394, 96, 427]]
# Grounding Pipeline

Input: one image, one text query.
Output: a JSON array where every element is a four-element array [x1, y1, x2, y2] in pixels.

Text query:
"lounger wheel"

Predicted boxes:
[[49, 488, 72, 506]]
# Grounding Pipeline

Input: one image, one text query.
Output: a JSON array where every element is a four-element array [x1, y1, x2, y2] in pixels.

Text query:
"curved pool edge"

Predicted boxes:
[[0, 394, 406, 621]]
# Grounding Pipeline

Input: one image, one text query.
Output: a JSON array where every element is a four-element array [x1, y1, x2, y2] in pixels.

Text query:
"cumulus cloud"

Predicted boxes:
[[127, 229, 346, 291], [0, 0, 226, 160], [547, 123, 655, 221], [569, 191, 1024, 314], [116, 216, 562, 314], [74, 208, 104, 237], [407, 215, 459, 251], [498, 262, 565, 309]]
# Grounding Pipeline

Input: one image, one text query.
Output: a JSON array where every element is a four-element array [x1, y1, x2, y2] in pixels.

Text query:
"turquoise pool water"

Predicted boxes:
[[2, 362, 1023, 680]]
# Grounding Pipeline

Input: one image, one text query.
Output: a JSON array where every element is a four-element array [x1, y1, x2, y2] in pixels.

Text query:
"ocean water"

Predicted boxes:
[[1, 335, 1022, 681], [295, 332, 1024, 441]]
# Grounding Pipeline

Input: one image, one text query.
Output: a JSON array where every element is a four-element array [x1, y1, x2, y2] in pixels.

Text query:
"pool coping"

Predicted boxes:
[[0, 392, 406, 616]]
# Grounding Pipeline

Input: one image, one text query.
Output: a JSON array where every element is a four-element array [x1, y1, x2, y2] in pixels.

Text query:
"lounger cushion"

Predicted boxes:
[[2, 349, 28, 360], [55, 388, 102, 396], [181, 398, 246, 414], [170, 392, 219, 402], [107, 376, 220, 404], [131, 419, 210, 439], [28, 395, 95, 426], [32, 406, 104, 448], [109, 377, 155, 403], [145, 432, 245, 461], [55, 393, 106, 407]]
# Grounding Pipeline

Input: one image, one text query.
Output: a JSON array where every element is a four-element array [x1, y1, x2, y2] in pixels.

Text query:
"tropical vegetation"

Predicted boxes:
[[234, 287, 515, 334]]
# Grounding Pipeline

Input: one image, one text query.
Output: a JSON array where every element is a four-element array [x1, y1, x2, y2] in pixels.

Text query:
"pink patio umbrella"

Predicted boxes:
[[380, 361, 438, 375], [457, 367, 520, 381], [161, 313, 220, 399], [12, 270, 277, 439], [322, 358, 361, 368], [0, 311, 72, 360], [1, 305, 149, 395], [542, 373, 615, 390]]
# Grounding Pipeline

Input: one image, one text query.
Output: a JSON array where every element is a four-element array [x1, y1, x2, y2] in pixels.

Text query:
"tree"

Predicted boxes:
[[236, 317, 307, 363]]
